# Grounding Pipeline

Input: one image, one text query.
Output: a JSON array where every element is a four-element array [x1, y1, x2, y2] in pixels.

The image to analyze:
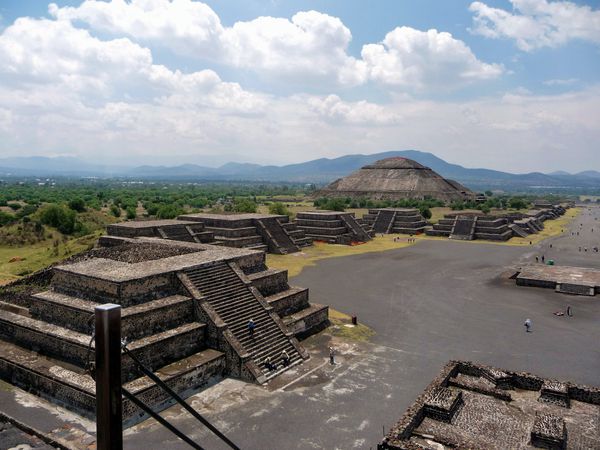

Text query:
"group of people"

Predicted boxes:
[[264, 350, 291, 372], [263, 346, 337, 372]]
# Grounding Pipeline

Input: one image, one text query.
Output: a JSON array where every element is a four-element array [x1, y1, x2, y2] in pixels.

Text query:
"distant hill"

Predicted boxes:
[[1, 151, 599, 191], [576, 170, 600, 179]]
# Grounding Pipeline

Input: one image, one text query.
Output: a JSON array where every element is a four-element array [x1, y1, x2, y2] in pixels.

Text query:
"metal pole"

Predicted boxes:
[[95, 304, 123, 450]]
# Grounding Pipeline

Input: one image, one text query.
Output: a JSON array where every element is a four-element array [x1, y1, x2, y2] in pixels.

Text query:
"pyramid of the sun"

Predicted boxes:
[[318, 157, 474, 202]]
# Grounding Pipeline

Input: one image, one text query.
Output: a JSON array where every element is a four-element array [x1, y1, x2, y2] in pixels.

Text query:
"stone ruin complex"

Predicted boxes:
[[360, 208, 428, 235], [0, 237, 328, 425], [379, 360, 600, 450], [108, 213, 313, 255], [426, 205, 567, 241], [317, 157, 475, 202], [294, 211, 373, 244]]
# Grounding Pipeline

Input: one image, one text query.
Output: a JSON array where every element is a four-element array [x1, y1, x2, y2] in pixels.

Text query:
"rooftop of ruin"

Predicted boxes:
[[380, 360, 600, 450], [55, 237, 262, 282]]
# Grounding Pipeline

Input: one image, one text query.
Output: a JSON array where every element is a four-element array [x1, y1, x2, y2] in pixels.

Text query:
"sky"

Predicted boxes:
[[0, 0, 599, 173]]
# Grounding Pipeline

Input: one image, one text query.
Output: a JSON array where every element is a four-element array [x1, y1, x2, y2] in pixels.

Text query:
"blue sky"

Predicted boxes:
[[0, 0, 598, 172]]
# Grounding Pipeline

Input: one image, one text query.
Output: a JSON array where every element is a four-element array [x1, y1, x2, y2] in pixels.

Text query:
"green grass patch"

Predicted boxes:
[[267, 234, 416, 278], [327, 309, 375, 342]]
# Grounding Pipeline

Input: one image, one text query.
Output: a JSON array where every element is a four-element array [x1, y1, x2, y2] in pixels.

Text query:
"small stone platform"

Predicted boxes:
[[379, 361, 600, 450], [0, 237, 328, 426], [177, 213, 312, 254], [107, 219, 214, 243], [294, 211, 372, 244], [516, 265, 600, 296], [361, 208, 427, 235]]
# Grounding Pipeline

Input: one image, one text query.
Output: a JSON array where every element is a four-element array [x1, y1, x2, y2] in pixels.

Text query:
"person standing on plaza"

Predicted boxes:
[[329, 346, 335, 365], [524, 318, 532, 332]]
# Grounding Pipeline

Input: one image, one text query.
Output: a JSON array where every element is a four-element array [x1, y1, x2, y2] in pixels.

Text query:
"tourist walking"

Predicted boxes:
[[329, 346, 335, 365], [524, 318, 532, 332], [247, 318, 255, 338], [566, 305, 572, 317], [541, 255, 545, 263], [281, 350, 290, 367], [535, 256, 539, 263]]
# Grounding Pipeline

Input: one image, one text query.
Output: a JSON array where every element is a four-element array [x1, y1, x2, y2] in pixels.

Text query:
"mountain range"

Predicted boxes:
[[1, 151, 599, 191]]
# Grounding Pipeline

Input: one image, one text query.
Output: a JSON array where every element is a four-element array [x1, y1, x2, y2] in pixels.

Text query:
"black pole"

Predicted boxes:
[[95, 304, 122, 450]]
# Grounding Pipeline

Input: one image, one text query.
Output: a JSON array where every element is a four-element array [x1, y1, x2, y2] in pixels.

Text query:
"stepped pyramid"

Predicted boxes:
[[318, 157, 474, 203], [0, 237, 328, 425]]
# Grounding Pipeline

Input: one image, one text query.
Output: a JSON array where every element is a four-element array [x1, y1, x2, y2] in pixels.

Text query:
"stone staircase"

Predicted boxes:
[[182, 262, 303, 380], [373, 209, 396, 234], [280, 221, 313, 248], [449, 216, 477, 240], [0, 282, 225, 425], [509, 223, 530, 238], [255, 217, 299, 255], [339, 213, 373, 242]]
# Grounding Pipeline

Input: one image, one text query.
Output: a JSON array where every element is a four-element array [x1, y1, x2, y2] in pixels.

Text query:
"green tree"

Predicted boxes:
[[419, 206, 432, 220], [39, 205, 77, 234], [268, 202, 290, 216], [126, 207, 137, 220], [157, 204, 184, 219], [509, 197, 528, 210], [233, 198, 257, 213], [110, 204, 121, 217], [68, 198, 86, 212], [0, 211, 16, 226]]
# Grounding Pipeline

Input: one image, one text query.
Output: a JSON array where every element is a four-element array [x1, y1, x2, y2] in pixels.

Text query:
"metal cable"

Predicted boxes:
[[122, 344, 240, 450], [122, 387, 204, 450]]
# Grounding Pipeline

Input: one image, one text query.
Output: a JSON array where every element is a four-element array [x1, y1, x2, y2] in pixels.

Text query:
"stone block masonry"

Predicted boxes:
[[361, 208, 427, 235], [295, 211, 372, 244], [177, 213, 312, 254], [0, 237, 328, 426], [379, 360, 600, 450]]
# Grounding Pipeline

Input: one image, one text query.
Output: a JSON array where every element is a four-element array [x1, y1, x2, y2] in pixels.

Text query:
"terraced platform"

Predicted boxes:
[[0, 237, 328, 425]]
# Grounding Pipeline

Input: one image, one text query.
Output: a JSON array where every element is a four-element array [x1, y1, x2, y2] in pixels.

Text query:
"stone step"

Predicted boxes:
[[0, 338, 96, 418], [216, 302, 266, 320], [0, 309, 91, 368], [265, 287, 309, 316], [204, 226, 258, 238], [296, 226, 348, 236], [246, 244, 268, 252], [283, 303, 329, 338], [0, 309, 206, 381], [293, 237, 313, 247], [213, 236, 264, 248], [228, 316, 279, 335], [30, 291, 194, 340], [261, 356, 303, 382], [124, 323, 206, 378], [238, 327, 283, 350], [0, 338, 225, 426], [123, 348, 225, 426]]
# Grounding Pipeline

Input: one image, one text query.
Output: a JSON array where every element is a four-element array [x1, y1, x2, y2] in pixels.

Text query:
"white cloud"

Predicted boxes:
[[304, 95, 401, 125], [50, 1, 366, 87], [469, 0, 600, 51], [0, 17, 266, 112], [361, 26, 503, 90], [50, 1, 500, 91]]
